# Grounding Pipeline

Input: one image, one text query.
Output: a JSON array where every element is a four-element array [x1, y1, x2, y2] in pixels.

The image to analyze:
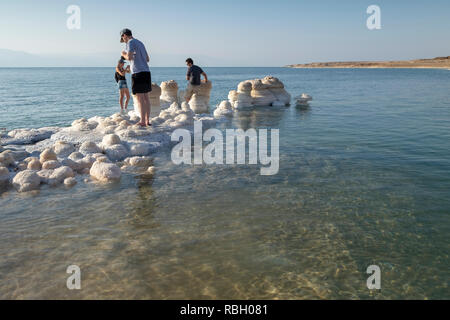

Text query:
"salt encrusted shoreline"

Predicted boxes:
[[1, 76, 307, 193]]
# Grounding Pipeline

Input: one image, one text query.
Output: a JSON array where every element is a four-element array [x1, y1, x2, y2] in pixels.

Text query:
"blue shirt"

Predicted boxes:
[[126, 38, 150, 74]]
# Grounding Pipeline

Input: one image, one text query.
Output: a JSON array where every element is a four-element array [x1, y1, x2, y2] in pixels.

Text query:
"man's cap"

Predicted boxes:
[[120, 28, 132, 42]]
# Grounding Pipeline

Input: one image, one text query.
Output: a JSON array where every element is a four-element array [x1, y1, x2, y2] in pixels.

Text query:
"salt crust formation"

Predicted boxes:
[[226, 76, 291, 110], [1, 76, 300, 192], [0, 93, 216, 192]]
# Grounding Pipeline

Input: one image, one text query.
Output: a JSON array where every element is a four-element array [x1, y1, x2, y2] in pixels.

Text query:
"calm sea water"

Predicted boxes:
[[0, 67, 449, 299]]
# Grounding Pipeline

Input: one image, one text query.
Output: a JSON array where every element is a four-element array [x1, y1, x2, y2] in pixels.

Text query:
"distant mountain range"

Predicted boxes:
[[0, 49, 116, 67], [0, 48, 239, 67], [286, 56, 450, 69]]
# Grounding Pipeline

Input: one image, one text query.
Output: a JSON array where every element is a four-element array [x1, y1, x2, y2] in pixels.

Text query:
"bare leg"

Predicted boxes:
[[136, 93, 146, 125], [119, 90, 125, 110], [144, 93, 151, 125], [124, 89, 130, 110]]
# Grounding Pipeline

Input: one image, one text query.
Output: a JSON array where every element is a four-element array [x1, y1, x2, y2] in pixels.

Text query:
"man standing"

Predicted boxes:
[[185, 58, 208, 102], [120, 28, 151, 127]]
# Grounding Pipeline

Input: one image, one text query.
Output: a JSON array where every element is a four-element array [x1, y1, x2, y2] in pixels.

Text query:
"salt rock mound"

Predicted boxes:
[[64, 177, 77, 187], [42, 160, 61, 170], [40, 148, 57, 163], [5, 127, 57, 145], [68, 152, 84, 161], [0, 150, 15, 167], [131, 83, 162, 119], [27, 159, 42, 170], [295, 93, 313, 106], [37, 169, 53, 184], [250, 79, 276, 106], [229, 81, 253, 109], [49, 166, 74, 184], [149, 83, 162, 108], [104, 144, 129, 162], [71, 118, 98, 131], [124, 156, 153, 168], [0, 166, 10, 186], [53, 141, 76, 157], [227, 76, 291, 108], [101, 134, 121, 148], [12, 170, 41, 192], [160, 80, 179, 109], [79, 141, 102, 155], [262, 76, 291, 105], [61, 158, 84, 173], [129, 143, 153, 156], [90, 161, 121, 182], [187, 81, 212, 114], [153, 102, 196, 129], [214, 101, 234, 118]]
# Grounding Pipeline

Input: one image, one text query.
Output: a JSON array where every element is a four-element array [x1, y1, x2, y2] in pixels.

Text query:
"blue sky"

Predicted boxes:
[[0, 0, 449, 66]]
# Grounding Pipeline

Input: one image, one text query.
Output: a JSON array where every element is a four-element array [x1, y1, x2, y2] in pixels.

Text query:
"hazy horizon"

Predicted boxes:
[[1, 0, 449, 67]]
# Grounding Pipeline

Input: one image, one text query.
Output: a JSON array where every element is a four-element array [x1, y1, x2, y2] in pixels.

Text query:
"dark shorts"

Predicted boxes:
[[131, 71, 152, 95]]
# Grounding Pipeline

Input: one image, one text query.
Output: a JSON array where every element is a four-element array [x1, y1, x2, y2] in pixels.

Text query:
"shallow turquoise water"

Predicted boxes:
[[0, 68, 449, 299]]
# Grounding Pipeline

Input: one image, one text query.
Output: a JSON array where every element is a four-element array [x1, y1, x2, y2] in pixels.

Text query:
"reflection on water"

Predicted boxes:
[[1, 68, 449, 299]]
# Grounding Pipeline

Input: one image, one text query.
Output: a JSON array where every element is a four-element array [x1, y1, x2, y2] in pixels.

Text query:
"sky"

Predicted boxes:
[[0, 0, 449, 66]]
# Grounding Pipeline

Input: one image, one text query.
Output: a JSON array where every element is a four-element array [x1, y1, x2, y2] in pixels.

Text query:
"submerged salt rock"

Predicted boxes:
[[53, 141, 76, 157], [272, 101, 286, 107], [27, 159, 42, 170], [42, 160, 61, 170], [77, 154, 97, 169], [50, 166, 74, 183], [124, 156, 153, 168], [295, 93, 313, 106], [214, 100, 234, 118], [64, 177, 77, 187], [104, 144, 128, 161], [90, 161, 121, 182], [37, 169, 54, 184], [79, 141, 102, 154], [147, 166, 156, 175], [0, 166, 10, 186], [61, 158, 84, 173], [0, 150, 15, 167], [40, 148, 57, 163], [12, 170, 41, 192], [101, 134, 121, 147]]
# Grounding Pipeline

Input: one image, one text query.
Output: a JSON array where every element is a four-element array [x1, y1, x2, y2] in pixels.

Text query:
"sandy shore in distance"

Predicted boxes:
[[286, 56, 450, 69]]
